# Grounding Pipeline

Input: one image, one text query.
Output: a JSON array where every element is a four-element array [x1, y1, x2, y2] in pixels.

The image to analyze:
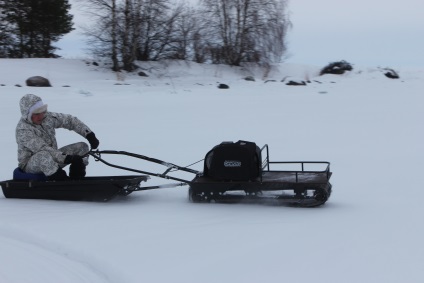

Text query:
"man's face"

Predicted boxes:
[[31, 112, 46, 125]]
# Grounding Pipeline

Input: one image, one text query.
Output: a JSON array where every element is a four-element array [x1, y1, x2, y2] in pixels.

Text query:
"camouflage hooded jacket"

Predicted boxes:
[[16, 94, 93, 169]]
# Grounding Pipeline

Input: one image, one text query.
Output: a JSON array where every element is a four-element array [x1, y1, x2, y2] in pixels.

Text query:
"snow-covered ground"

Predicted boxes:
[[0, 59, 423, 283]]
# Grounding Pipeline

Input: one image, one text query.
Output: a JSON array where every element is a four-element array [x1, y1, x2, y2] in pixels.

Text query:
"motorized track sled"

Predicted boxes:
[[0, 141, 332, 207]]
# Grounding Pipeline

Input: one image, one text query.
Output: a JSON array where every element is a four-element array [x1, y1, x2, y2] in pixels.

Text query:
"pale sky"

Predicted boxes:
[[285, 0, 424, 67], [57, 0, 424, 68]]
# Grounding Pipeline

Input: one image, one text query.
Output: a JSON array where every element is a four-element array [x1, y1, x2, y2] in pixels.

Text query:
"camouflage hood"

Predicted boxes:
[[19, 94, 48, 122]]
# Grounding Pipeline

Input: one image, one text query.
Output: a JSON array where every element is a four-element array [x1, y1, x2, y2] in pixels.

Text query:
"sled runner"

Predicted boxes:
[[0, 141, 332, 206]]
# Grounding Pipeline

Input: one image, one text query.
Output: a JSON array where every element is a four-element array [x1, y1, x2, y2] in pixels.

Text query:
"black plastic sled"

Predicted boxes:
[[0, 175, 149, 202], [0, 141, 332, 206]]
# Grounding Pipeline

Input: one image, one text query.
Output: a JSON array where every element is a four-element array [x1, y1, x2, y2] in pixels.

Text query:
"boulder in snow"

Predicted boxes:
[[320, 60, 353, 75], [218, 83, 229, 89], [286, 80, 307, 86], [383, 68, 399, 79], [26, 76, 51, 87]]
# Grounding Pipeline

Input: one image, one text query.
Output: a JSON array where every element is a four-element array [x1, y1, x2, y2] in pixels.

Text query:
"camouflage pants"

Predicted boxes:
[[24, 142, 89, 176]]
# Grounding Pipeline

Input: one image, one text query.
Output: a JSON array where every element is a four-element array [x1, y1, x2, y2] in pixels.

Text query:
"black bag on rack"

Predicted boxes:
[[203, 140, 261, 181]]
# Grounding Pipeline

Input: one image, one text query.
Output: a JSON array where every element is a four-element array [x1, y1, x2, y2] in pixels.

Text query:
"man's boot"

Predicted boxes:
[[69, 158, 86, 179], [47, 168, 69, 181]]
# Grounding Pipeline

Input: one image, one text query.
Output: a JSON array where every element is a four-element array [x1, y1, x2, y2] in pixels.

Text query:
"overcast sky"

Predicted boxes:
[[286, 0, 424, 67], [57, 0, 424, 68]]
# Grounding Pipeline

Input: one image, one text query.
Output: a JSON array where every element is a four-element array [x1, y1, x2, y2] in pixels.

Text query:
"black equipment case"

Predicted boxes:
[[203, 140, 261, 181]]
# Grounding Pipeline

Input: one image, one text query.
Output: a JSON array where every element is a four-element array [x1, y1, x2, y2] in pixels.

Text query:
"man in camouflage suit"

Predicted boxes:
[[16, 94, 100, 181]]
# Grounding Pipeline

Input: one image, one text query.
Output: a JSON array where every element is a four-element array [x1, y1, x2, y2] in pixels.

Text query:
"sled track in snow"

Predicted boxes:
[[0, 225, 120, 283]]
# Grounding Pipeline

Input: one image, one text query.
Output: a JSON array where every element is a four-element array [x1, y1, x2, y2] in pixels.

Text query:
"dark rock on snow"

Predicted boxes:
[[383, 68, 399, 79], [320, 60, 353, 75], [286, 80, 307, 86], [26, 76, 51, 87], [218, 83, 229, 89]]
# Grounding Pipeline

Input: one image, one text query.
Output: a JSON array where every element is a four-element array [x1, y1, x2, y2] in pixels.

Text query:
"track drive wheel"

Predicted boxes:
[[188, 187, 202, 203]]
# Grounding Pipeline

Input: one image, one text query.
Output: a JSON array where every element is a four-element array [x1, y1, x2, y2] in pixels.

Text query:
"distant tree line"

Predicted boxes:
[[0, 0, 73, 58], [82, 0, 291, 71], [0, 0, 291, 71]]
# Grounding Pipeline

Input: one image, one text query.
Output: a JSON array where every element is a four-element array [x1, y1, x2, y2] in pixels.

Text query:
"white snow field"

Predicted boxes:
[[0, 59, 423, 283]]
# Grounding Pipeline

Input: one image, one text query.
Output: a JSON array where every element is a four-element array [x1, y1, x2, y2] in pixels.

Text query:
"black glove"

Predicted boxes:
[[64, 155, 83, 165], [86, 132, 99, 149]]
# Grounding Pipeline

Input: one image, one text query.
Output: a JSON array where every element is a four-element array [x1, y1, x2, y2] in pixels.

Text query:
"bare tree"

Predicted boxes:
[[200, 0, 290, 66], [251, 0, 291, 64], [121, 0, 134, 71], [170, 4, 209, 62], [120, 0, 152, 71], [135, 0, 173, 61], [81, 0, 191, 68], [154, 3, 189, 60], [111, 0, 119, 70], [80, 0, 120, 70]]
